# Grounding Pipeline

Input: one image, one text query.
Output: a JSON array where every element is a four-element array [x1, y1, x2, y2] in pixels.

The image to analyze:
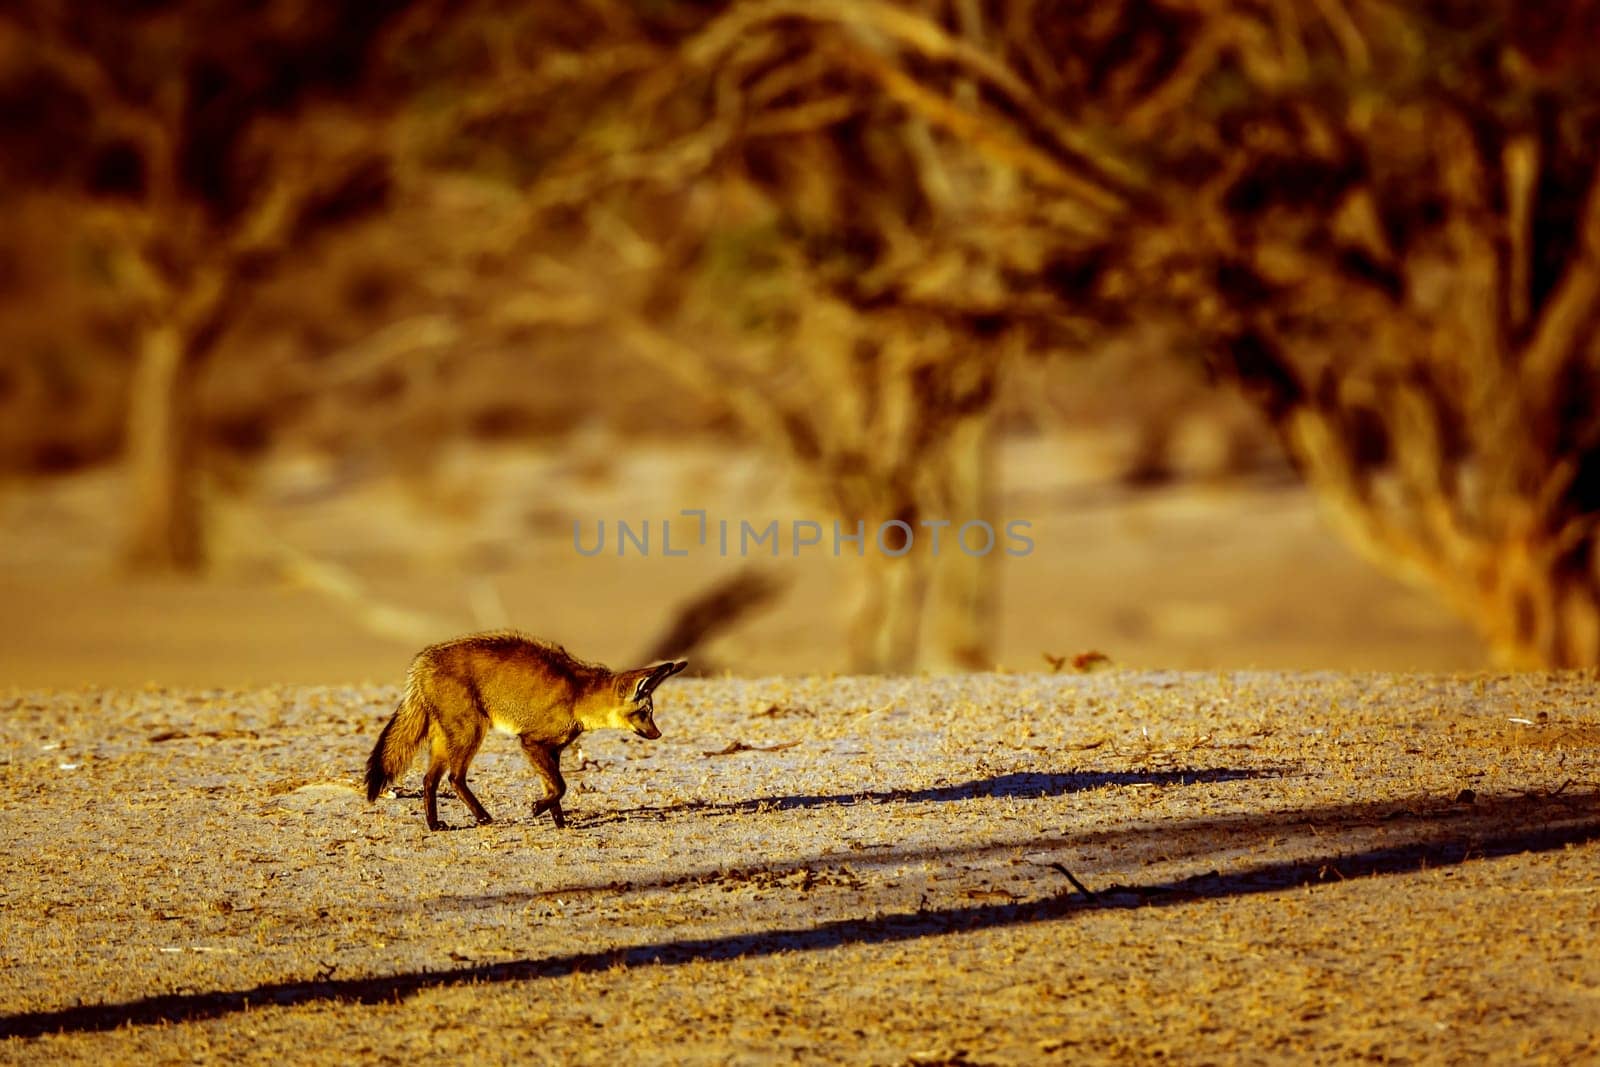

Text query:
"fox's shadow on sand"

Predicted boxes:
[[408, 767, 1279, 831], [573, 767, 1278, 827], [5, 787, 1596, 1040]]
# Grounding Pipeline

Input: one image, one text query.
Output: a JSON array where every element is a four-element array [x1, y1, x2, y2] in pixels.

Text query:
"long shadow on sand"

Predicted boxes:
[[3, 790, 1594, 1040], [574, 766, 1281, 826], [404, 766, 1283, 832]]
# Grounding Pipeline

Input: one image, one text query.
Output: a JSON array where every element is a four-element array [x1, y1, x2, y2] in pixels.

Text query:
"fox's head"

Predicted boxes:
[[601, 659, 688, 739]]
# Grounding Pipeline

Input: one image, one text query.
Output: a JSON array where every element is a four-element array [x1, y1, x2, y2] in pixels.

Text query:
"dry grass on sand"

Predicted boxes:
[[1, 671, 1597, 1063]]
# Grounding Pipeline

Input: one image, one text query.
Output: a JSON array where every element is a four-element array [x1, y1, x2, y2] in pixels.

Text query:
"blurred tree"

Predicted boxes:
[[0, 1, 408, 570], [11, 0, 1598, 671], [1077, 0, 1600, 667], [385, 2, 1114, 670], [487, 0, 1600, 668]]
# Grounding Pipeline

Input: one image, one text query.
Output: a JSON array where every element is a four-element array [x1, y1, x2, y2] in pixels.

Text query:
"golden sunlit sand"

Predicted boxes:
[[1, 672, 1596, 1062], [0, 441, 1480, 690]]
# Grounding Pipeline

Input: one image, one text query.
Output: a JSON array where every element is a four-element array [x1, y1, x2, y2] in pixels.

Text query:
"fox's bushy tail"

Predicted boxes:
[[365, 685, 431, 802]]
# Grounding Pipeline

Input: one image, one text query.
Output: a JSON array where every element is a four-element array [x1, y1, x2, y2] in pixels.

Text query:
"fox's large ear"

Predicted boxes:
[[634, 659, 689, 699]]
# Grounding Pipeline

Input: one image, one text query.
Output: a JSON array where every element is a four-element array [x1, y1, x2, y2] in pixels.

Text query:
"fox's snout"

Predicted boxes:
[[635, 717, 662, 740]]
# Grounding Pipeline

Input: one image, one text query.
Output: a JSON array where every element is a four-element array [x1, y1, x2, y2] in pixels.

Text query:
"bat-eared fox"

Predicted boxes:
[[365, 632, 687, 831]]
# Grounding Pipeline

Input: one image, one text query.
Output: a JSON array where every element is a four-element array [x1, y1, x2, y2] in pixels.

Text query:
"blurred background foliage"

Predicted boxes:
[[2, 0, 1598, 680]]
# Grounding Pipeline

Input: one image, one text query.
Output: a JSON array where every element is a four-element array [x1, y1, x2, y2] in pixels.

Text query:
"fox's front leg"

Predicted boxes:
[[519, 737, 568, 828]]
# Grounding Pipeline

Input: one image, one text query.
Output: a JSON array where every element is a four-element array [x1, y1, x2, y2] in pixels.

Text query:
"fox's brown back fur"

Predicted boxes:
[[365, 631, 687, 830]]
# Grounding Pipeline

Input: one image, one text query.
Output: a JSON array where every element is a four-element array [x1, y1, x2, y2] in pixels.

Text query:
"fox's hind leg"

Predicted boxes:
[[447, 729, 493, 827], [520, 737, 568, 828], [422, 722, 486, 831], [423, 754, 446, 832]]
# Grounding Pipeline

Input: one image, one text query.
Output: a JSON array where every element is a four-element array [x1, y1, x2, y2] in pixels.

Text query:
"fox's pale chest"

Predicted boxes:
[[489, 711, 582, 748]]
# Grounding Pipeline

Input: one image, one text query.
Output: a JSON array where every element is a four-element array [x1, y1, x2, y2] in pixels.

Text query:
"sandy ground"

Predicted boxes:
[[0, 439, 1481, 689], [2, 671, 1596, 1063]]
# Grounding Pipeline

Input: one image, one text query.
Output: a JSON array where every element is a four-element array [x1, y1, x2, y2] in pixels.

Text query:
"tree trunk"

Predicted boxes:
[[923, 408, 998, 671], [846, 548, 930, 674], [1480, 541, 1600, 668], [124, 319, 204, 572]]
